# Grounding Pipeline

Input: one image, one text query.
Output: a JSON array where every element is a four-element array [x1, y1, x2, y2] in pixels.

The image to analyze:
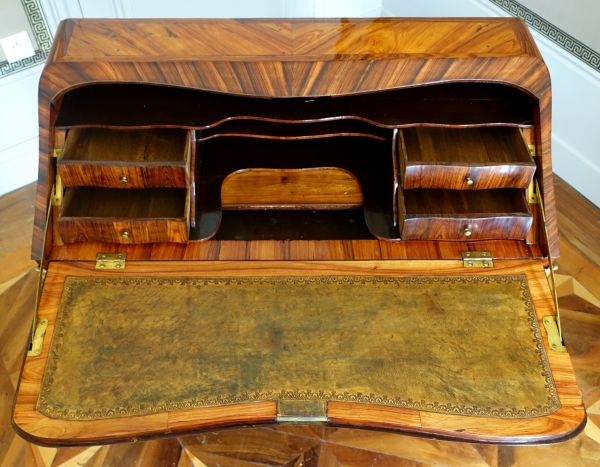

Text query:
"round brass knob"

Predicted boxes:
[[464, 227, 472, 237], [465, 176, 474, 186], [121, 231, 130, 240], [120, 176, 127, 185]]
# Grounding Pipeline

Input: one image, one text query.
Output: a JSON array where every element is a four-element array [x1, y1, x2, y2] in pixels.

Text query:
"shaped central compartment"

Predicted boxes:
[[192, 121, 398, 241]]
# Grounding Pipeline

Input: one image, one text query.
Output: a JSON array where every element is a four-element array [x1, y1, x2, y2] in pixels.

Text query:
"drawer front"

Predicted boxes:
[[57, 219, 189, 244], [401, 216, 532, 240], [58, 163, 187, 188], [403, 164, 535, 190]]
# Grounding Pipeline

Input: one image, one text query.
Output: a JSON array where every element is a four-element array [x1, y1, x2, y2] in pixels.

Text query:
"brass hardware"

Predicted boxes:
[[465, 176, 474, 186], [463, 227, 472, 237], [121, 231, 130, 240], [52, 174, 63, 206], [28, 201, 52, 357], [28, 318, 48, 357], [276, 415, 329, 422], [462, 250, 494, 268], [536, 178, 565, 348], [95, 252, 127, 269], [543, 316, 567, 353], [527, 180, 538, 204], [52, 148, 62, 159], [277, 400, 328, 422], [120, 176, 127, 185], [528, 144, 536, 157]]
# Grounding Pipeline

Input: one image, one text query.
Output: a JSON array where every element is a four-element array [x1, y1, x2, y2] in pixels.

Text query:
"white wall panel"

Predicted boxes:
[[77, 0, 383, 19], [0, 64, 43, 197], [518, 0, 600, 53]]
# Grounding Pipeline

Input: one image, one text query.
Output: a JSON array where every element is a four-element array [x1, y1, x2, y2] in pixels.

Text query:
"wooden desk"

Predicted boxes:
[[14, 18, 584, 446]]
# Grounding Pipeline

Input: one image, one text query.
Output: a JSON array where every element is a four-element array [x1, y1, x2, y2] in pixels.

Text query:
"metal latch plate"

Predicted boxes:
[[461, 251, 494, 268], [543, 316, 567, 352], [95, 252, 127, 269], [276, 400, 328, 423], [27, 318, 48, 357]]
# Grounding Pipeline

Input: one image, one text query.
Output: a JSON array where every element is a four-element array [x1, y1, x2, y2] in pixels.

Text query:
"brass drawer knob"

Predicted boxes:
[[120, 176, 128, 185], [121, 231, 130, 240], [465, 176, 474, 186], [464, 227, 472, 237]]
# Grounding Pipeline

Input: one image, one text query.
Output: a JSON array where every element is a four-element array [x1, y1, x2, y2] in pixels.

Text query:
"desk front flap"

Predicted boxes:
[[14, 259, 585, 446]]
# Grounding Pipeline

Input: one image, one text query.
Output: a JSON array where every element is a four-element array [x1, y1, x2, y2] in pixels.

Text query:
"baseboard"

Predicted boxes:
[[0, 138, 38, 198], [552, 134, 600, 208]]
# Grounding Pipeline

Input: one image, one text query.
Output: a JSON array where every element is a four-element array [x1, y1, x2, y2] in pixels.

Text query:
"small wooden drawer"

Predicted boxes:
[[400, 127, 535, 190], [57, 187, 189, 243], [57, 128, 190, 188], [400, 188, 532, 240]]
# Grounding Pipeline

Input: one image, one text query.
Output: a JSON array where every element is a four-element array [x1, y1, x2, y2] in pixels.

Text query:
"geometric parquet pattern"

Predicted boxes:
[[2, 177, 600, 467]]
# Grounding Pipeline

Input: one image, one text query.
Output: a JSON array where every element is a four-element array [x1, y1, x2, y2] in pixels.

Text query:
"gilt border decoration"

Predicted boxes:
[[0, 0, 52, 78], [489, 0, 600, 72]]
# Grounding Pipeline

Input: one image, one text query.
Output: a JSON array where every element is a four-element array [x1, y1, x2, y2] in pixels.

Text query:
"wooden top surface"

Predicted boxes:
[[58, 18, 535, 61]]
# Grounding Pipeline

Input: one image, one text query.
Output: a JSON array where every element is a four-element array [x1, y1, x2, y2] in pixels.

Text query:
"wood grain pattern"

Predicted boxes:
[[400, 189, 532, 240], [32, 18, 558, 260], [13, 260, 584, 445], [47, 239, 543, 261], [58, 128, 190, 189], [400, 127, 535, 190], [59, 19, 529, 61], [221, 168, 363, 209], [57, 188, 188, 244], [193, 135, 395, 241]]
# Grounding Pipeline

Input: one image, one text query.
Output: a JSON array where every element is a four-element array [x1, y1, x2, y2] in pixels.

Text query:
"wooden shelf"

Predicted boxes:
[[55, 83, 535, 130], [192, 134, 397, 241]]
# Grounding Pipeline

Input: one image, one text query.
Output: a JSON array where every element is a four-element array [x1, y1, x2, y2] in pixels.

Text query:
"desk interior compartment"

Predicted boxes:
[[192, 130, 398, 241], [400, 188, 532, 240], [57, 128, 191, 188], [57, 187, 189, 243], [400, 127, 535, 190]]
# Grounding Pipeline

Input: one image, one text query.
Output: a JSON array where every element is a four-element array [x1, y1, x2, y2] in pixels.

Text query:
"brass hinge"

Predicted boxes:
[[95, 252, 127, 269], [52, 148, 62, 159], [528, 144, 536, 157], [28, 318, 48, 357], [527, 180, 538, 204], [536, 178, 565, 351], [461, 251, 494, 268], [52, 174, 62, 206], [543, 316, 567, 352]]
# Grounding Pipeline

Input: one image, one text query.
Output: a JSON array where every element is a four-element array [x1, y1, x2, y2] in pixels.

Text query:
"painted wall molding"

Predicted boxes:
[[488, 0, 600, 73], [0, 0, 53, 78]]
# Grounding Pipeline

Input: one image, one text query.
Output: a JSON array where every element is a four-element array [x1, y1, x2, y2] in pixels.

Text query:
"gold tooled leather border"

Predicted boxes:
[[37, 275, 560, 420]]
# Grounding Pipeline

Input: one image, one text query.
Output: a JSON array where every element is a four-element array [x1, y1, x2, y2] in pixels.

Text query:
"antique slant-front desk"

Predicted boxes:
[[13, 18, 586, 445]]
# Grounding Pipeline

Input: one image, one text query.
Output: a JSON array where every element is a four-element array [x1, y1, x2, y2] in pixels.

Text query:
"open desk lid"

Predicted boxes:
[[14, 258, 585, 446]]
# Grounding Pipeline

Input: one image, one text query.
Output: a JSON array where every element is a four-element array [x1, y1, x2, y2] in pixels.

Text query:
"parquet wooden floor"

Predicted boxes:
[[1, 177, 600, 467]]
